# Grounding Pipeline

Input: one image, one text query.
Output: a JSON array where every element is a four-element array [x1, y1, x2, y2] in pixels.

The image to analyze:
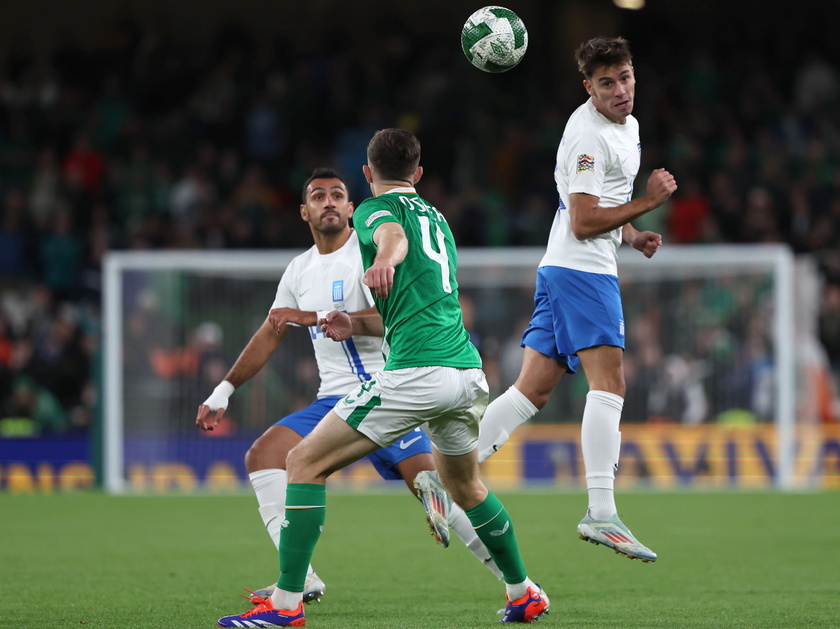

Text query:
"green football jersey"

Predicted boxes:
[[353, 188, 481, 370]]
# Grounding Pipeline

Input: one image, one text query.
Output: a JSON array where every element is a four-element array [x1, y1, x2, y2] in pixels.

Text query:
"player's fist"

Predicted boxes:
[[269, 307, 302, 332], [630, 230, 662, 258], [320, 310, 353, 342], [363, 264, 395, 298], [646, 168, 677, 208]]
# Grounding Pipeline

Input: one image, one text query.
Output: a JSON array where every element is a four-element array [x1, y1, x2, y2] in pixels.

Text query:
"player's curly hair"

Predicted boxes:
[[575, 36, 632, 79], [366, 128, 421, 183], [301, 167, 346, 202]]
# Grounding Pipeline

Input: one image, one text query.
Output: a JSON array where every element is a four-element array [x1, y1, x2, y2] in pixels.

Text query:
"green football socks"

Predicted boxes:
[[466, 491, 527, 585], [277, 483, 326, 592]]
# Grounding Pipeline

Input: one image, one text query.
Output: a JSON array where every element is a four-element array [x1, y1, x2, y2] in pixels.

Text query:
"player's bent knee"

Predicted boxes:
[[245, 426, 298, 473], [285, 444, 329, 483], [245, 437, 285, 473], [513, 379, 557, 410], [443, 478, 487, 512], [526, 389, 552, 410], [588, 378, 625, 398]]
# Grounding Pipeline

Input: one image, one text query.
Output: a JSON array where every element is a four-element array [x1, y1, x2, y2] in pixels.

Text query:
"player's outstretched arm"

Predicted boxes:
[[268, 306, 318, 332], [195, 318, 287, 431], [320, 307, 383, 341]]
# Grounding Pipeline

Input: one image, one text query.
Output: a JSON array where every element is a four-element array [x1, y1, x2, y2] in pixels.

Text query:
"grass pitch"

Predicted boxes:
[[0, 490, 837, 629]]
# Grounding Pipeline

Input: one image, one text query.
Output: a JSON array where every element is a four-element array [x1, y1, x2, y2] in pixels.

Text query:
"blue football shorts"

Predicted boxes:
[[521, 266, 625, 374], [275, 396, 432, 480]]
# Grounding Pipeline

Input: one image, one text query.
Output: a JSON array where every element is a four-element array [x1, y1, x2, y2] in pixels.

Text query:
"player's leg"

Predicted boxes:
[[577, 344, 626, 521], [447, 499, 504, 580], [244, 398, 339, 603], [434, 448, 549, 623], [220, 409, 380, 627], [219, 425, 315, 625], [246, 424, 300, 548], [375, 438, 503, 579], [366, 428, 453, 546], [247, 399, 343, 539], [428, 367, 549, 623], [270, 411, 380, 611], [477, 348, 565, 463], [477, 270, 568, 463], [571, 272, 656, 562]]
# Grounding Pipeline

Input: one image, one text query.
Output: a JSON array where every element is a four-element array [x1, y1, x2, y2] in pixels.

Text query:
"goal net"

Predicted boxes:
[[103, 244, 833, 493]]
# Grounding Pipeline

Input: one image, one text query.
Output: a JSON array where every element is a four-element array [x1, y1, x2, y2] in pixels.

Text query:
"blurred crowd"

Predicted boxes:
[[2, 8, 840, 435]]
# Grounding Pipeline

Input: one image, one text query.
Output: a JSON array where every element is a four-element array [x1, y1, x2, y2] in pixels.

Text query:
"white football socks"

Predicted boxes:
[[250, 468, 288, 550], [448, 502, 503, 579], [477, 386, 538, 464], [581, 390, 624, 521]]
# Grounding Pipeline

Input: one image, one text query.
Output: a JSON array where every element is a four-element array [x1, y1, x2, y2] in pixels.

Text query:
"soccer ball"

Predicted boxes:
[[461, 6, 528, 73]]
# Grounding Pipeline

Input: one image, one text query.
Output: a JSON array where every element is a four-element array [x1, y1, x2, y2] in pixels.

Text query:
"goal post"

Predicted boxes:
[[618, 244, 797, 488], [103, 244, 826, 494], [103, 250, 306, 494]]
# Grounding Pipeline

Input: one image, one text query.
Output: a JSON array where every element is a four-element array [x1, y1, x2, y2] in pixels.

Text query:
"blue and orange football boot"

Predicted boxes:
[[500, 584, 550, 623], [218, 591, 306, 627]]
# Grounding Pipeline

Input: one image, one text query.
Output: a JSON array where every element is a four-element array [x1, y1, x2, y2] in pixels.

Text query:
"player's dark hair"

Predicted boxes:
[[575, 37, 632, 79], [302, 167, 346, 202], [366, 129, 421, 183]]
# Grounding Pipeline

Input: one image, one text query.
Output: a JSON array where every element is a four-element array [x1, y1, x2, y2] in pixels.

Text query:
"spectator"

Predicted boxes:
[[0, 189, 30, 277], [62, 133, 105, 199], [28, 148, 66, 228], [38, 208, 82, 300], [666, 176, 714, 244], [2, 375, 66, 435], [0, 314, 14, 402]]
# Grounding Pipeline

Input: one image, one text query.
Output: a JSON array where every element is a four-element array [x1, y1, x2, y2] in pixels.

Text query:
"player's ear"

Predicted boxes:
[[300, 204, 309, 222], [347, 202, 355, 218], [413, 166, 423, 185], [583, 79, 592, 96], [362, 164, 373, 184]]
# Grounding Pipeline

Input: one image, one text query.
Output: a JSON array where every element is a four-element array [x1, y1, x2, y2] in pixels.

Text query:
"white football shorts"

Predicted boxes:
[[332, 366, 489, 456]]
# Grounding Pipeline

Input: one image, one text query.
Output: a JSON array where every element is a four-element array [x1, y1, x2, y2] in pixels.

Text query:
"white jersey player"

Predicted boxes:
[[476, 37, 677, 562], [543, 96, 641, 275], [271, 230, 383, 398]]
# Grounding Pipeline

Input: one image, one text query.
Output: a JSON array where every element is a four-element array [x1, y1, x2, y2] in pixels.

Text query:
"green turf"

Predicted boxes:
[[0, 491, 837, 628]]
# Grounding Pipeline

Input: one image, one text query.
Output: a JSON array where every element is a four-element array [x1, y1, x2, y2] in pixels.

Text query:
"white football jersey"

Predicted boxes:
[[270, 231, 384, 397], [541, 97, 641, 275]]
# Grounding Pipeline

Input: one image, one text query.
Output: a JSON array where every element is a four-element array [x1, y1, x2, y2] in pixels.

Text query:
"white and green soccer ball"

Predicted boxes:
[[461, 6, 528, 73]]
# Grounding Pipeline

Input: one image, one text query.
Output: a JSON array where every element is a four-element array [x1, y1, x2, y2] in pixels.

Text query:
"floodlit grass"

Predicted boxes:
[[1, 490, 837, 628]]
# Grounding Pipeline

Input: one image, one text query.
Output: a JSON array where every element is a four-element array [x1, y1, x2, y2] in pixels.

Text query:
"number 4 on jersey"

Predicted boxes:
[[418, 216, 452, 294]]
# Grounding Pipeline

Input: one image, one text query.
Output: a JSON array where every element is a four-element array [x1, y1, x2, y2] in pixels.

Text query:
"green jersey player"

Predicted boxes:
[[217, 129, 549, 627], [353, 179, 479, 370]]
